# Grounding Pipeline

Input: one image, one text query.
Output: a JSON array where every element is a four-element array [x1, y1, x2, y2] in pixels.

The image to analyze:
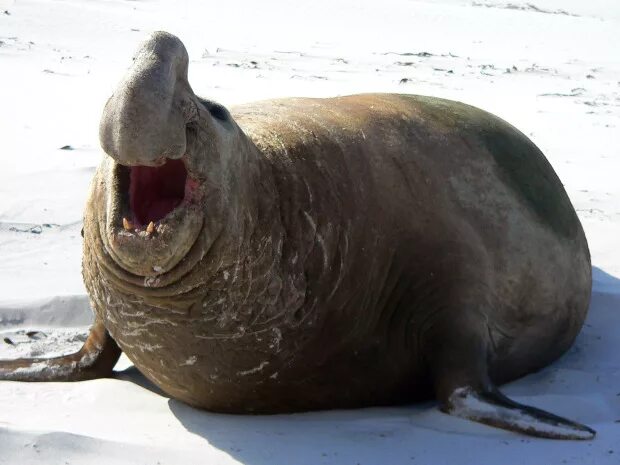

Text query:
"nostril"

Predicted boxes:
[[185, 122, 198, 150]]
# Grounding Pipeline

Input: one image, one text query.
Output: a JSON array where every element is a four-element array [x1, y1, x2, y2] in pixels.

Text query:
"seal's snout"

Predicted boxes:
[[97, 32, 206, 278], [99, 31, 197, 167]]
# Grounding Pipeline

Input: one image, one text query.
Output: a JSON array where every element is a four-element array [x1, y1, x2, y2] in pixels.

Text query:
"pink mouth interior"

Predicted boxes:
[[129, 159, 188, 225]]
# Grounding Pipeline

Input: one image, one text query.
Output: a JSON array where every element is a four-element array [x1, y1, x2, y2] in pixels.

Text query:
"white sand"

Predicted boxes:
[[0, 0, 618, 463]]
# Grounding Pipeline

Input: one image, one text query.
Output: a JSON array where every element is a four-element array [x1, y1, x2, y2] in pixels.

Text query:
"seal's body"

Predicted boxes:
[[1, 33, 593, 440]]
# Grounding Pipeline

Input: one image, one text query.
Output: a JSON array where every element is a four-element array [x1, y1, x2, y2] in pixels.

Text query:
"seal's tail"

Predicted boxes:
[[0, 321, 121, 382]]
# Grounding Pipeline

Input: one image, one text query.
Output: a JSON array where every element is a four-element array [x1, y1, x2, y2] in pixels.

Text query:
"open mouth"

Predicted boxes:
[[115, 158, 198, 233], [104, 156, 206, 279], [130, 159, 187, 225]]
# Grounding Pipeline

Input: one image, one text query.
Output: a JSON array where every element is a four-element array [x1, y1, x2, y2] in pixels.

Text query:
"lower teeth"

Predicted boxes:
[[122, 217, 134, 231]]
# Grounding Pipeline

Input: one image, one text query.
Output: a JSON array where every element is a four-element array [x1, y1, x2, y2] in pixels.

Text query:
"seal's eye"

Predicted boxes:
[[208, 103, 229, 121], [129, 159, 188, 225], [199, 99, 229, 122]]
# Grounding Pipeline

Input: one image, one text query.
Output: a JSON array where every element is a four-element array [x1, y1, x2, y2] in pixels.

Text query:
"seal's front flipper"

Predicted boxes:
[[441, 385, 595, 440], [0, 321, 121, 382]]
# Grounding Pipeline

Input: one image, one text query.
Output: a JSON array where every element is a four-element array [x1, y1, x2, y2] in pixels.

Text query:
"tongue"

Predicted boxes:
[[129, 159, 187, 225]]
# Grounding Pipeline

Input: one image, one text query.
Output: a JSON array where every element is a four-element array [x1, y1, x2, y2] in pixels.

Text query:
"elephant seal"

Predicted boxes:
[[0, 32, 594, 439]]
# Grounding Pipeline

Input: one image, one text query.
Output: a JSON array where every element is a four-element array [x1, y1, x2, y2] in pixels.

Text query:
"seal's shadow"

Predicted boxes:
[[113, 365, 168, 397], [166, 399, 442, 465]]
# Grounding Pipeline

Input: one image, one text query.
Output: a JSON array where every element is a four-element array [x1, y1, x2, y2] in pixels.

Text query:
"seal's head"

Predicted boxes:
[[96, 31, 252, 278]]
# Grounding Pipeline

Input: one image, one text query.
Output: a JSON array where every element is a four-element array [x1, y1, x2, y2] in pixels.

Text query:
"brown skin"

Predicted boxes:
[[0, 32, 593, 439]]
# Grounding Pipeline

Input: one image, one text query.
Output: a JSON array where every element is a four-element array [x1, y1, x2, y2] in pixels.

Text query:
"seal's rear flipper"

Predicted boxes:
[[425, 308, 595, 440], [0, 322, 121, 382], [441, 385, 596, 440]]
